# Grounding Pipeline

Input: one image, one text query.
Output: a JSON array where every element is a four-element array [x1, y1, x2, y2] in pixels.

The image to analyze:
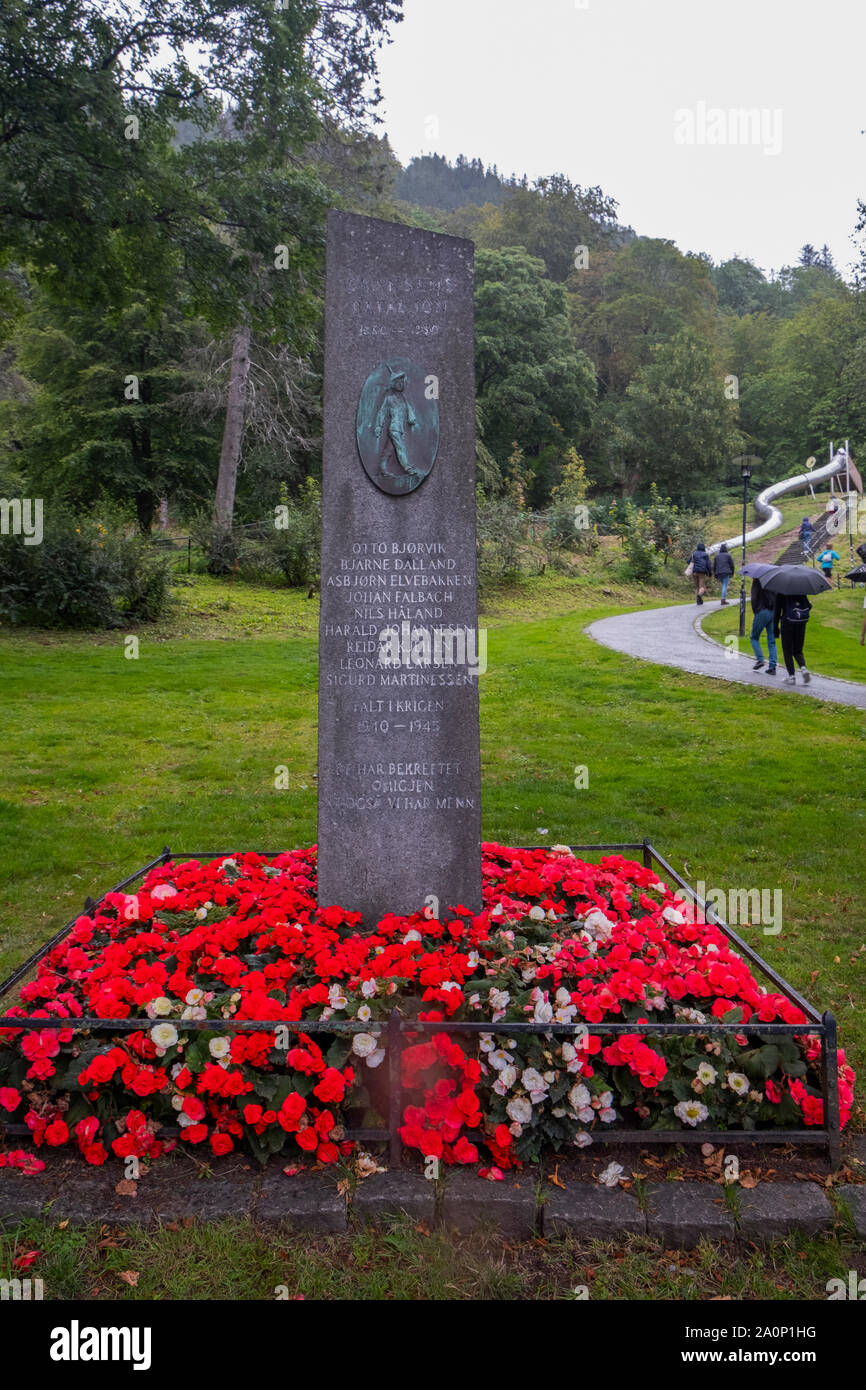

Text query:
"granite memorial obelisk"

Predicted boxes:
[[317, 211, 482, 924]]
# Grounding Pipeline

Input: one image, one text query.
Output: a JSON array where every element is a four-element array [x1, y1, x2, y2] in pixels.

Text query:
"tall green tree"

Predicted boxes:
[[606, 331, 743, 497], [474, 247, 597, 494]]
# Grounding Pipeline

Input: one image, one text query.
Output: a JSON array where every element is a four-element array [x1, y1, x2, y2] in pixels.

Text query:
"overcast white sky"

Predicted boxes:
[[377, 0, 865, 277]]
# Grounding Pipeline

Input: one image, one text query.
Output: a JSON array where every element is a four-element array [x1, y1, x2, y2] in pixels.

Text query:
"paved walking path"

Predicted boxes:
[[587, 600, 866, 709]]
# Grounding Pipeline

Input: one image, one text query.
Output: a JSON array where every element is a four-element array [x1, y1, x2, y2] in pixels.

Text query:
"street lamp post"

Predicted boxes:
[[739, 460, 752, 638]]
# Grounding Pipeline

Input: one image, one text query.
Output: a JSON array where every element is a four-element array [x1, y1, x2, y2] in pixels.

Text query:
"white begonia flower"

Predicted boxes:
[[543, 1071, 556, 1085], [582, 908, 614, 935], [574, 1131, 593, 1149], [489, 1049, 510, 1071], [598, 1090, 613, 1108], [662, 905, 685, 926], [493, 1078, 509, 1097], [569, 1083, 591, 1111], [194, 907, 208, 921], [177, 1112, 196, 1128], [328, 984, 347, 1009], [546, 909, 558, 921], [171, 1094, 184, 1111], [552, 844, 573, 855], [479, 1033, 494, 1052], [522, 1067, 546, 1093], [726, 1072, 750, 1096], [489, 989, 510, 1012], [357, 1004, 372, 1022], [599, 1106, 617, 1123], [208, 1036, 230, 1059], [553, 1106, 567, 1118], [555, 988, 572, 1007], [181, 1006, 206, 1021], [562, 1042, 576, 1062], [366, 1049, 386, 1068], [598, 1162, 624, 1187], [151, 884, 177, 902], [151, 997, 173, 1017], [321, 1007, 334, 1021], [534, 998, 554, 1024], [440, 981, 460, 993], [150, 1022, 178, 1049], [506, 1096, 533, 1126], [521, 969, 537, 985], [170, 1063, 186, 1080], [352, 1032, 379, 1058], [555, 1005, 577, 1023], [674, 1100, 709, 1126], [468, 994, 480, 1007], [528, 906, 545, 922], [490, 903, 504, 918], [403, 929, 422, 944], [185, 989, 204, 1006], [697, 1062, 717, 1086], [361, 979, 377, 998], [499, 1064, 517, 1089]]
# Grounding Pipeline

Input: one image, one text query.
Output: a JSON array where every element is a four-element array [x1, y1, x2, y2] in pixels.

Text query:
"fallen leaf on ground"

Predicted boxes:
[[116, 1270, 139, 1287], [115, 1179, 137, 1198]]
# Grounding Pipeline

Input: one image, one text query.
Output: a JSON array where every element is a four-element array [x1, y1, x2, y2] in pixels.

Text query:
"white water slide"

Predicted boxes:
[[707, 449, 860, 555]]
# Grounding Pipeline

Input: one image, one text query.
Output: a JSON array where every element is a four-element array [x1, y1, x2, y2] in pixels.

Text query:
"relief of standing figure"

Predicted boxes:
[[375, 368, 420, 480]]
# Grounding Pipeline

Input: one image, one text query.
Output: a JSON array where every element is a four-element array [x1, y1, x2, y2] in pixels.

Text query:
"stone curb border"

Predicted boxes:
[[2, 1166, 865, 1247]]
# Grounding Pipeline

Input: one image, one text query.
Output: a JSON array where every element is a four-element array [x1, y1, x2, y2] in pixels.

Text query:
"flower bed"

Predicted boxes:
[[0, 845, 854, 1176]]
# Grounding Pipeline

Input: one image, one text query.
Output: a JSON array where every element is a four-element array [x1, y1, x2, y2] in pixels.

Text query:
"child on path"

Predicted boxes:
[[817, 546, 840, 582]]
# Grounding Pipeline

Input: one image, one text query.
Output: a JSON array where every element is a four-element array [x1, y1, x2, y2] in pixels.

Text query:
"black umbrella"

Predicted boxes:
[[741, 562, 781, 580], [845, 564, 866, 584], [757, 564, 831, 596]]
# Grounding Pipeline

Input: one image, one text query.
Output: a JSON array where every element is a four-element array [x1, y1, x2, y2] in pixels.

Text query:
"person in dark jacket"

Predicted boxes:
[[798, 516, 814, 559], [688, 541, 712, 604], [712, 543, 734, 604], [773, 590, 812, 685], [749, 579, 777, 674]]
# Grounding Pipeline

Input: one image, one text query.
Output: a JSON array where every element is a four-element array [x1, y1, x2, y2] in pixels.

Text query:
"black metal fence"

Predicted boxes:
[[0, 841, 841, 1166]]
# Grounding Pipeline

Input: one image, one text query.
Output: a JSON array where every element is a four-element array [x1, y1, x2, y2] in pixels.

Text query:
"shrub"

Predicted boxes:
[[0, 512, 171, 628]]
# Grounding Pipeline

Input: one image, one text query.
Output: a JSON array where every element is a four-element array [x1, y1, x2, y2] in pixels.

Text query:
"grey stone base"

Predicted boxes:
[[646, 1182, 736, 1246], [441, 1172, 537, 1238], [0, 1160, 858, 1244], [353, 1171, 435, 1225], [837, 1186, 866, 1239], [257, 1171, 347, 1232], [738, 1182, 833, 1239], [544, 1185, 645, 1238]]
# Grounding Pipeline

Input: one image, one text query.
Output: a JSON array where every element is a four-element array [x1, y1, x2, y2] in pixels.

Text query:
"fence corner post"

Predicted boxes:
[[387, 1007, 403, 1169], [642, 838, 652, 870], [821, 1010, 842, 1170]]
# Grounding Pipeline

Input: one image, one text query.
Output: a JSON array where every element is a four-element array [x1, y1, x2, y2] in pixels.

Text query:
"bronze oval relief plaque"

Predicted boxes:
[[356, 358, 439, 496]]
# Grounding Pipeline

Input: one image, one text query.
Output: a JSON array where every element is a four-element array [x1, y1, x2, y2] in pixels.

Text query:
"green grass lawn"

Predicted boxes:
[[702, 586, 866, 683], [2, 1212, 864, 1301]]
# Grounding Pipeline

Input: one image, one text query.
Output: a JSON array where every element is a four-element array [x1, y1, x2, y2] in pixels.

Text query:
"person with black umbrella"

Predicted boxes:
[[742, 562, 831, 686], [773, 588, 812, 684], [749, 578, 777, 674]]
